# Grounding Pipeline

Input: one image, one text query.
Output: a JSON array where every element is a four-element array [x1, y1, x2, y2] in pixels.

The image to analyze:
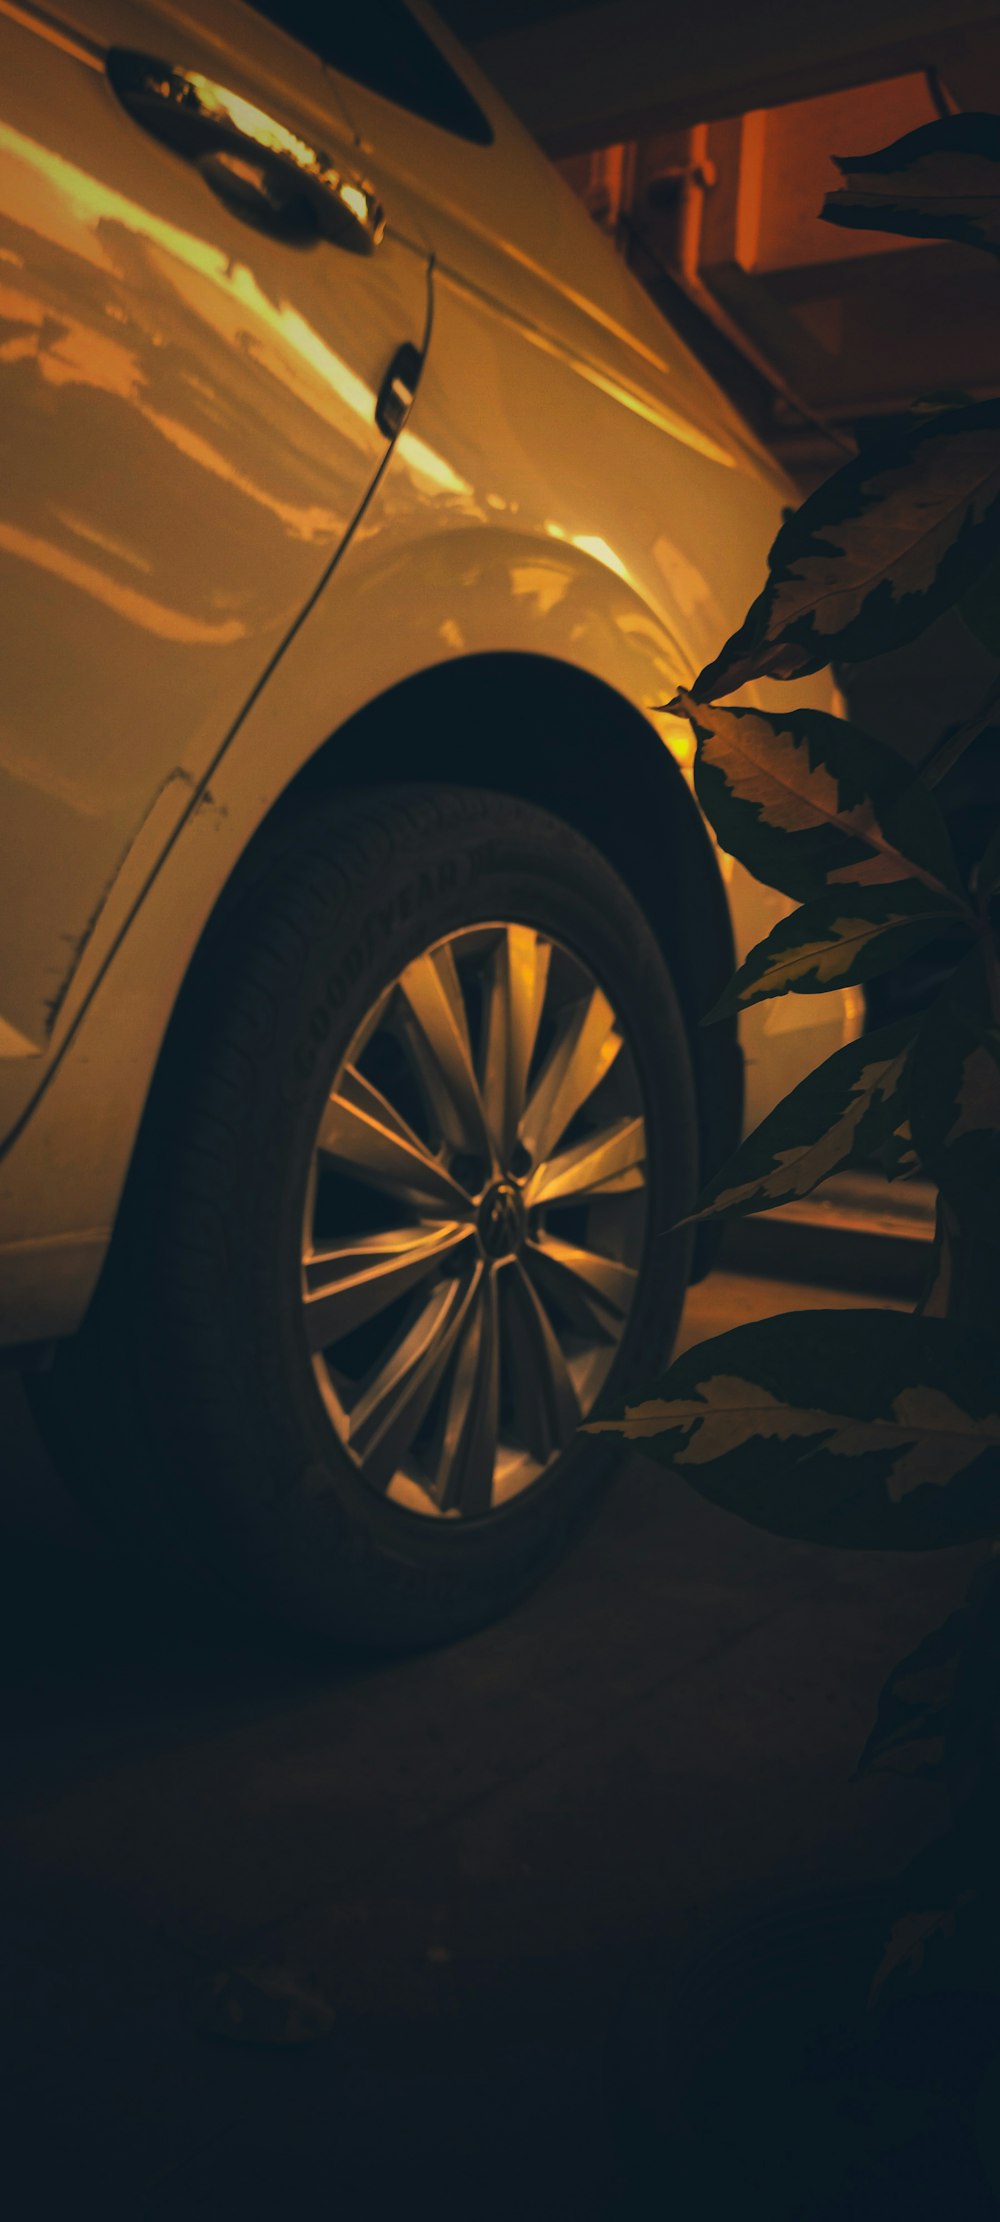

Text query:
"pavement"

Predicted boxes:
[[0, 1265, 991, 2217]]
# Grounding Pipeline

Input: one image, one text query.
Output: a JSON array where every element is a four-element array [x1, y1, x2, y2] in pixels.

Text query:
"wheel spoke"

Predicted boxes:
[[519, 988, 622, 1165], [316, 1064, 474, 1216], [346, 1269, 481, 1489], [498, 1260, 580, 1465], [524, 1231, 638, 1340], [481, 926, 551, 1162], [397, 944, 492, 1160], [431, 1272, 500, 1516], [303, 1221, 474, 1351], [306, 914, 651, 1522], [527, 1115, 646, 1207]]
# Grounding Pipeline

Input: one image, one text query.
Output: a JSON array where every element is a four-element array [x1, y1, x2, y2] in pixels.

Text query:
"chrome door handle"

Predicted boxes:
[[105, 50, 385, 253]]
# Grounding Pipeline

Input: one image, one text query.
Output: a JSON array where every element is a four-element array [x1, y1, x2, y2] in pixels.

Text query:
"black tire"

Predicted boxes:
[[31, 786, 698, 1648]]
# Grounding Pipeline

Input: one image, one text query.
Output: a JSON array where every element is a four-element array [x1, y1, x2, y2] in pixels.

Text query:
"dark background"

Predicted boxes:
[[7, 4, 1000, 2211], [2, 1269, 987, 2215]]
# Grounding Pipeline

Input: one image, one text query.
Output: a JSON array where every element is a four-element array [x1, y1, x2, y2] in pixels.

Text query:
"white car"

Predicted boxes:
[[0, 0, 854, 1643]]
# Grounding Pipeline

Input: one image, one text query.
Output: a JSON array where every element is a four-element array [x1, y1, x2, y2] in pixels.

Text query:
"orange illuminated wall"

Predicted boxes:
[[561, 71, 1000, 468]]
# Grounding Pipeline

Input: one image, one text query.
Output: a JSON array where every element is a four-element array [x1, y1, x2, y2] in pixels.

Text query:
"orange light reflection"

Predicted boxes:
[[0, 519, 248, 643], [0, 120, 376, 431]]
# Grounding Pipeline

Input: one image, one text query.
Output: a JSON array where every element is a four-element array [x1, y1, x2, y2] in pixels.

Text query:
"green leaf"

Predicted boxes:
[[855, 1605, 968, 1781], [686, 1019, 916, 1223], [978, 2054, 1000, 2200], [870, 1895, 978, 2006], [958, 548, 1000, 656], [910, 949, 1000, 1236], [585, 1309, 1000, 1550], [707, 882, 967, 1021], [679, 403, 1000, 702], [196, 1961, 337, 2045], [821, 113, 1000, 260], [917, 1193, 957, 1319], [979, 821, 1000, 893], [910, 389, 977, 417], [859, 1551, 1000, 1808], [871, 1112, 921, 1182], [869, 1830, 1000, 2004], [684, 700, 961, 904]]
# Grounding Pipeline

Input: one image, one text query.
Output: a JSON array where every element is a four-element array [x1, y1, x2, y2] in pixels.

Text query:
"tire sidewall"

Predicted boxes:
[[116, 790, 699, 1642]]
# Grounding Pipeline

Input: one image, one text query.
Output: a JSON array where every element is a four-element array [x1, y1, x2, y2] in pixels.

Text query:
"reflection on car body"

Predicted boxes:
[[0, 0, 859, 1645]]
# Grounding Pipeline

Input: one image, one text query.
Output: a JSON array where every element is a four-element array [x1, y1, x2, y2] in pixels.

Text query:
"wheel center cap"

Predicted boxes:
[[478, 1178, 525, 1260]]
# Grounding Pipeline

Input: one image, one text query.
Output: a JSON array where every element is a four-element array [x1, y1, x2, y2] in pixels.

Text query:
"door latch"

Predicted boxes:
[[375, 342, 423, 439]]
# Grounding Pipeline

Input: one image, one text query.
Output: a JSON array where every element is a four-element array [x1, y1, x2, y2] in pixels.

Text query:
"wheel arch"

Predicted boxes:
[[0, 651, 740, 1344], [248, 650, 743, 1188]]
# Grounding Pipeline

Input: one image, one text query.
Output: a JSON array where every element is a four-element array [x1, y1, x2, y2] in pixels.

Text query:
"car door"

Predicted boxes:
[[0, 0, 430, 1074]]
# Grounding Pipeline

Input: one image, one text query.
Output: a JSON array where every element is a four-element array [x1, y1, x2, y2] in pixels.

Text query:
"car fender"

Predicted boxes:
[[0, 521, 719, 1336]]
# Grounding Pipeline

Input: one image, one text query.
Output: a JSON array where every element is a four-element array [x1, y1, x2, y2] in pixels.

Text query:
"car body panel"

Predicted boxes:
[[329, 1, 790, 490], [0, 0, 430, 1058], [0, 0, 861, 1343]]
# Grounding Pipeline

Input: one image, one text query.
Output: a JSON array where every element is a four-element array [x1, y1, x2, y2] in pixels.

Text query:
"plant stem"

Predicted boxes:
[[922, 675, 1000, 790], [981, 904, 1000, 1028]]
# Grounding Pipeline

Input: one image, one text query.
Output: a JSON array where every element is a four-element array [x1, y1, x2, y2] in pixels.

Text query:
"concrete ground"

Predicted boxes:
[[0, 1266, 990, 2217]]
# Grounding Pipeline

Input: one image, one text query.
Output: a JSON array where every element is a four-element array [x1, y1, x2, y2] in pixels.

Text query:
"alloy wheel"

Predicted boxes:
[[301, 922, 649, 1517]]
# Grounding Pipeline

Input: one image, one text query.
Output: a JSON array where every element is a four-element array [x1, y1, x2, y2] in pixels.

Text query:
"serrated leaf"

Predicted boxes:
[[870, 1901, 971, 2006], [585, 1309, 1000, 1550], [958, 548, 1000, 656], [979, 821, 1000, 892], [869, 1828, 1000, 2004], [871, 1111, 922, 1181], [684, 700, 961, 903], [858, 1550, 1000, 1812], [822, 113, 1000, 259], [978, 2054, 1000, 2200], [911, 950, 1000, 1235], [681, 403, 1000, 702], [687, 1020, 915, 1222], [707, 882, 967, 1021], [910, 389, 977, 417], [197, 1962, 337, 2046], [855, 1605, 968, 1781], [918, 1194, 958, 1319]]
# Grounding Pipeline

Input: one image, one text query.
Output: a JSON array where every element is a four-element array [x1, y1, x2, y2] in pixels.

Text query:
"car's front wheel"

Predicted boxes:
[[33, 786, 699, 1647]]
